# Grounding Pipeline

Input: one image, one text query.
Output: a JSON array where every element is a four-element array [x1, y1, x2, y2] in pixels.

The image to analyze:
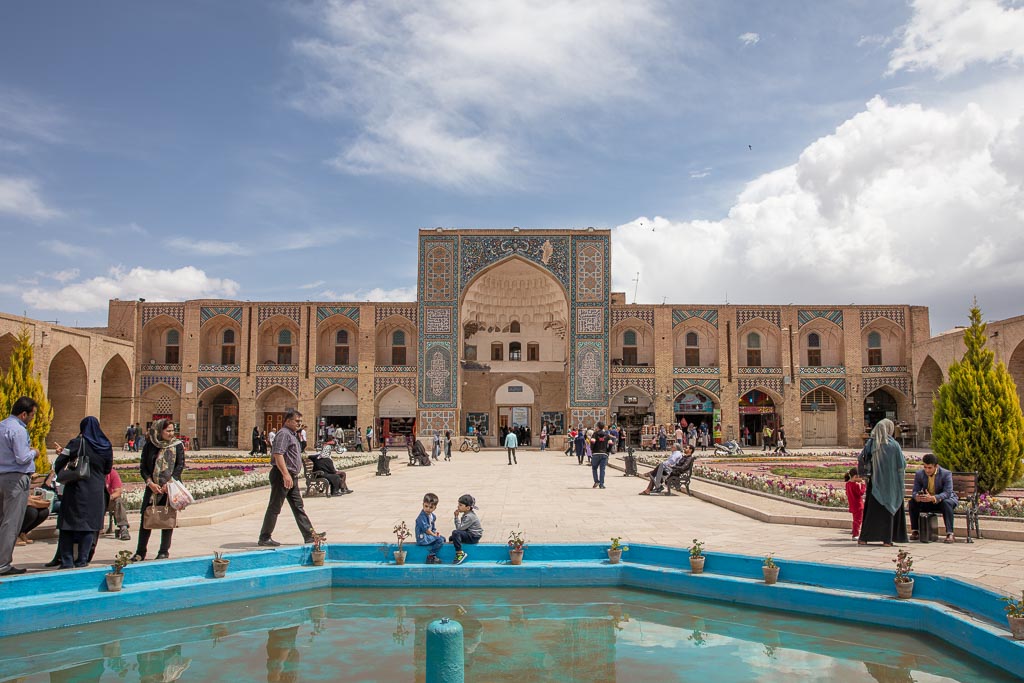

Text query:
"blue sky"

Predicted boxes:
[[1, 1, 1022, 335]]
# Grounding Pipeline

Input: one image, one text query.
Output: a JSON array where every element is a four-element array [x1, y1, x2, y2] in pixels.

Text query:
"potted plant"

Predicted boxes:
[[310, 531, 327, 566], [212, 551, 229, 578], [393, 521, 410, 565], [1000, 590, 1024, 640], [106, 550, 133, 592], [608, 537, 629, 564], [893, 549, 914, 599], [689, 539, 705, 574], [762, 553, 780, 584], [507, 529, 527, 565]]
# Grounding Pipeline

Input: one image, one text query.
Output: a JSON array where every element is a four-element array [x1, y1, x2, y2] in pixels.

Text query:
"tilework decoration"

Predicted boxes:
[[315, 377, 358, 395], [140, 363, 182, 372], [610, 366, 655, 375], [376, 304, 417, 326], [257, 364, 298, 374], [800, 378, 847, 397], [316, 306, 359, 325], [860, 307, 904, 329], [200, 306, 243, 326], [862, 365, 908, 374], [141, 375, 181, 394], [258, 305, 301, 326], [737, 367, 783, 375], [422, 241, 455, 301], [611, 307, 654, 328], [574, 242, 605, 302], [256, 375, 298, 397], [141, 305, 184, 328], [575, 307, 604, 334], [375, 365, 416, 373], [422, 341, 454, 405], [610, 377, 655, 397], [798, 366, 846, 375], [798, 309, 844, 329], [736, 308, 781, 329], [196, 376, 240, 394], [424, 307, 453, 334], [419, 410, 456, 434], [153, 395, 173, 416], [672, 378, 721, 399], [672, 309, 719, 329], [314, 364, 358, 373], [573, 340, 606, 403], [570, 408, 608, 430], [459, 235, 571, 292], [672, 366, 720, 375], [863, 376, 911, 397], [738, 378, 783, 397], [197, 363, 240, 373], [375, 375, 417, 395]]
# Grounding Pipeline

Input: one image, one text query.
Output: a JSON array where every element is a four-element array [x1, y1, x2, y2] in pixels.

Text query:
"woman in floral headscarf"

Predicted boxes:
[[133, 419, 185, 561], [857, 418, 908, 546]]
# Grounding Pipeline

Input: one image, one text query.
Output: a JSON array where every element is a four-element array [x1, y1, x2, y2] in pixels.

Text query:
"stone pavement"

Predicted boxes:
[[12, 449, 1024, 598]]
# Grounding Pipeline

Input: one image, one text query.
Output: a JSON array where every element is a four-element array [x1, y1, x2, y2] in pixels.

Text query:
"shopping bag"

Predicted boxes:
[[166, 479, 195, 511]]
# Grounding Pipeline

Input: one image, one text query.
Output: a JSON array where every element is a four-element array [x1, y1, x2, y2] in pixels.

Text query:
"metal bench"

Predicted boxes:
[[904, 470, 981, 542], [301, 457, 331, 498]]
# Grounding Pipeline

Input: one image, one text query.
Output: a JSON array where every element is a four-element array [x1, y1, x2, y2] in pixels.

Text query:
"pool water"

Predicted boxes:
[[0, 587, 1015, 682]]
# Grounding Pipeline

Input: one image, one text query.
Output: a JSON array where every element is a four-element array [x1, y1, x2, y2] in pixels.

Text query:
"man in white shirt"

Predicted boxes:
[[639, 445, 691, 495]]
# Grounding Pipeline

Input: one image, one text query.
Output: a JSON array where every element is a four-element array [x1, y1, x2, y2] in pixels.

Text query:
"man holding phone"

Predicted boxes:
[[0, 397, 39, 576], [908, 453, 959, 544]]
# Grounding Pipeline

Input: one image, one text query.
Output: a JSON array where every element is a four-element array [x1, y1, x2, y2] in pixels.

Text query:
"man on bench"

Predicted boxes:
[[909, 453, 958, 544], [639, 445, 692, 495]]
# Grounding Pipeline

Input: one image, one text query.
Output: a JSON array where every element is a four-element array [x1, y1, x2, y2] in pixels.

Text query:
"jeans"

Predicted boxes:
[[591, 453, 608, 486], [259, 468, 315, 543], [418, 537, 444, 556], [449, 530, 481, 553]]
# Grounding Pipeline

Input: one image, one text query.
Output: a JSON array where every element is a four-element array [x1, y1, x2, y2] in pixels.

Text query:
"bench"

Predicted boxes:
[[640, 456, 696, 496], [301, 457, 331, 498], [903, 470, 981, 542]]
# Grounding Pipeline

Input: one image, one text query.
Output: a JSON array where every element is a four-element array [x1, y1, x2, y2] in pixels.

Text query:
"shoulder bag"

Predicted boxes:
[[56, 441, 91, 484]]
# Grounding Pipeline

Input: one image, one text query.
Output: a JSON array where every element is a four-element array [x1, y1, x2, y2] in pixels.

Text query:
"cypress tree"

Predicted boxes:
[[0, 328, 54, 474], [931, 305, 1024, 493]]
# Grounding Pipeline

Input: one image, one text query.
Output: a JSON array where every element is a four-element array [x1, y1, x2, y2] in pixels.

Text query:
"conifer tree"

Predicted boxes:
[[931, 305, 1024, 494], [0, 328, 54, 474]]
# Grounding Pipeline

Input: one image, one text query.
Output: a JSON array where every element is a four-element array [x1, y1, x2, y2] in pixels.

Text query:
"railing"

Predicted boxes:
[[798, 366, 846, 375], [140, 363, 181, 372], [314, 365, 358, 373], [862, 365, 908, 373], [672, 366, 720, 375], [197, 364, 240, 373], [256, 364, 298, 373], [737, 367, 783, 375]]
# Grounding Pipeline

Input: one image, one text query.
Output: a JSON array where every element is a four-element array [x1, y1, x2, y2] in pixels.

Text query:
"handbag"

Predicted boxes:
[[144, 501, 178, 529], [56, 442, 91, 484]]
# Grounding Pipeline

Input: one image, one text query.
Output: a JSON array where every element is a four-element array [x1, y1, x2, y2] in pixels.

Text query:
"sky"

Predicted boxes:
[[1, 0, 1023, 335]]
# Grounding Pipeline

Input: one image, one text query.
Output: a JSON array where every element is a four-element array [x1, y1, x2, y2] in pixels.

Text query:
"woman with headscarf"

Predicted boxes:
[[52, 416, 114, 568], [857, 418, 908, 546], [133, 419, 185, 561]]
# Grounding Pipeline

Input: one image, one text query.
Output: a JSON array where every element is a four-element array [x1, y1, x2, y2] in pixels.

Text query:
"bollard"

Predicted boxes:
[[426, 617, 464, 683]]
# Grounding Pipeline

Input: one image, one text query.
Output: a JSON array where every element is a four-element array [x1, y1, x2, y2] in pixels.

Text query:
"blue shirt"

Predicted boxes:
[[0, 415, 37, 475], [504, 432, 518, 448], [415, 510, 440, 544]]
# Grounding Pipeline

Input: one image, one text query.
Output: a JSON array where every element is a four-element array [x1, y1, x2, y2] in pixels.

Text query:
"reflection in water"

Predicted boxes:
[[0, 587, 1016, 682]]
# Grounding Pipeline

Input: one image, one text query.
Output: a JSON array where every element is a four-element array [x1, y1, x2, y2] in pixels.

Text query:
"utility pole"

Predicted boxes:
[[632, 272, 640, 304]]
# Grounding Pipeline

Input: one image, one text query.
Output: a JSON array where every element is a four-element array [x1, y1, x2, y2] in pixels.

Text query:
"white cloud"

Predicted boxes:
[[25, 266, 240, 312], [888, 0, 1024, 76], [51, 268, 80, 283], [291, 0, 667, 188], [738, 32, 760, 46], [298, 280, 326, 290], [611, 95, 1024, 332], [0, 87, 63, 145], [689, 168, 712, 179], [319, 286, 416, 302], [0, 177, 62, 220], [40, 240, 98, 258], [167, 237, 249, 256]]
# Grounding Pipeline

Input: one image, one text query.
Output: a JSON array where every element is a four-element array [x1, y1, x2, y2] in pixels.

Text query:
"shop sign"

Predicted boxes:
[[739, 406, 776, 415]]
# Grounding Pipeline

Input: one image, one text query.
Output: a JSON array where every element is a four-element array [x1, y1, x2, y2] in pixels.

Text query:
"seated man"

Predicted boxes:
[[909, 452, 958, 543], [639, 445, 689, 495], [310, 451, 352, 495], [106, 468, 131, 541], [410, 439, 431, 466]]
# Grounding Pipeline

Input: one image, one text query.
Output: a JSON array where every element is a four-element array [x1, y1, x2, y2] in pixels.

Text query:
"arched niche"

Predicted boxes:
[[799, 323, 844, 367], [611, 318, 654, 367], [738, 388, 782, 446], [316, 385, 358, 431], [139, 382, 181, 435], [258, 315, 299, 366], [0, 332, 17, 375], [1009, 339, 1024, 411], [256, 385, 297, 434], [375, 318, 416, 366], [800, 386, 848, 446], [199, 385, 239, 448], [738, 322, 781, 368], [99, 354, 132, 443], [861, 318, 906, 367], [316, 316, 359, 367], [48, 346, 88, 445], [199, 315, 242, 366], [673, 320, 719, 368], [376, 386, 417, 446]]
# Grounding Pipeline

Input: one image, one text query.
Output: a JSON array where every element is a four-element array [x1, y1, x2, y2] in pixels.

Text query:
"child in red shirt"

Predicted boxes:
[[845, 467, 866, 540]]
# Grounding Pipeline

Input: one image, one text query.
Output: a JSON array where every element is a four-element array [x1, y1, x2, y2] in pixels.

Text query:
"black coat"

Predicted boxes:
[[53, 437, 113, 531]]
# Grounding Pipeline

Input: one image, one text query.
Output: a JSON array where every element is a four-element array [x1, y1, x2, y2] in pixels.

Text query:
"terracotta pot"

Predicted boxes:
[[212, 559, 230, 578], [394, 550, 407, 565], [895, 578, 914, 599], [690, 556, 705, 574], [608, 549, 623, 565], [763, 565, 780, 585], [1008, 616, 1024, 640], [311, 550, 326, 566], [105, 573, 124, 592], [509, 548, 524, 565]]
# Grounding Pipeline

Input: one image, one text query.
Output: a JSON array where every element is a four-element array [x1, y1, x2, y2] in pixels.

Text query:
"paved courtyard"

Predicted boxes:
[[14, 449, 1024, 598]]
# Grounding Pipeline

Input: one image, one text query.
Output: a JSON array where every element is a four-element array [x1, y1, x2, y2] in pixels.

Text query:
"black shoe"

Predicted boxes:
[[119, 528, 131, 541], [0, 566, 26, 576], [258, 539, 282, 547], [43, 559, 61, 568], [155, 552, 169, 560]]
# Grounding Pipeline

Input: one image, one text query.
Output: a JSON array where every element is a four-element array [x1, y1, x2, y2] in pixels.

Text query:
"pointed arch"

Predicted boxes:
[[47, 345, 88, 445], [100, 354, 133, 442]]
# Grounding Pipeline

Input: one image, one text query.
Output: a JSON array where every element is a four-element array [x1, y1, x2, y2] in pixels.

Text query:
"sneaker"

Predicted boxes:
[[258, 539, 282, 547], [426, 555, 443, 565], [118, 528, 131, 541], [454, 551, 467, 565]]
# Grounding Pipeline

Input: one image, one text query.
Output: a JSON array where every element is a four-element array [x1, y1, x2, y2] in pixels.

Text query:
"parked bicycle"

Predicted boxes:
[[459, 437, 480, 453]]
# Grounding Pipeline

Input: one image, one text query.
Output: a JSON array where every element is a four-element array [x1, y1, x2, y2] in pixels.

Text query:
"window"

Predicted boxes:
[[509, 341, 522, 361], [510, 320, 520, 334], [391, 330, 407, 365], [746, 332, 761, 367], [527, 342, 540, 361], [491, 342, 503, 361], [464, 345, 477, 361], [684, 331, 699, 367], [867, 331, 882, 366], [165, 329, 180, 364], [807, 332, 821, 367], [221, 329, 235, 365], [623, 329, 638, 365], [335, 329, 350, 365], [277, 329, 292, 365]]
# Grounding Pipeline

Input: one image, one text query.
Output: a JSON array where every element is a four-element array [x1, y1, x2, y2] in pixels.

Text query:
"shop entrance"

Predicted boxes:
[[738, 390, 777, 447], [612, 389, 654, 448], [318, 386, 358, 436], [674, 391, 715, 440], [377, 387, 416, 447], [864, 388, 898, 429]]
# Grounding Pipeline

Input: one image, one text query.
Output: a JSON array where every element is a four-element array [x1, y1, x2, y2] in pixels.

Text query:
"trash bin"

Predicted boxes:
[[191, 437, 201, 452], [376, 449, 392, 476], [623, 447, 638, 477]]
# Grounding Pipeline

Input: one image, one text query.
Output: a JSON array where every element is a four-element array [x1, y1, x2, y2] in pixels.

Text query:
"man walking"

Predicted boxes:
[[504, 428, 518, 465], [258, 409, 320, 547], [590, 421, 610, 489], [0, 397, 38, 576]]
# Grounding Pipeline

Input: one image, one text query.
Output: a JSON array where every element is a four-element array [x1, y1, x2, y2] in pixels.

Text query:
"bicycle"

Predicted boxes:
[[459, 437, 480, 453]]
